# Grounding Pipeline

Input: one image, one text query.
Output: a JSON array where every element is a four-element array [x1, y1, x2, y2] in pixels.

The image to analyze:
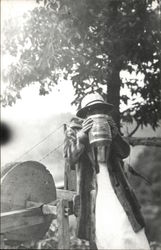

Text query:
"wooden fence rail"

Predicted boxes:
[[0, 189, 80, 249], [125, 137, 161, 147]]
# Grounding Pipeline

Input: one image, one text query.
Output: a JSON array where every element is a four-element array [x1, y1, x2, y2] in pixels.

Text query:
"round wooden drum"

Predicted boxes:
[[1, 161, 56, 242]]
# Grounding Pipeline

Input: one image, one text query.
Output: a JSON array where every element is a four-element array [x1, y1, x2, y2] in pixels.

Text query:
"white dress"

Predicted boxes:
[[95, 162, 150, 250]]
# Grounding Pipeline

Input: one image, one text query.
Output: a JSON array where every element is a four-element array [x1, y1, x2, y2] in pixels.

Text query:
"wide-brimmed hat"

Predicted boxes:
[[76, 93, 114, 118]]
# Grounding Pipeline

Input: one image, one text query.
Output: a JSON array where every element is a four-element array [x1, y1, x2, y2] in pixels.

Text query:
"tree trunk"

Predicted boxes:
[[107, 65, 121, 130]]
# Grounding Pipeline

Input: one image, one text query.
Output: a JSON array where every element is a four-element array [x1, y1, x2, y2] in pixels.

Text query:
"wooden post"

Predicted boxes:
[[57, 199, 70, 249], [0, 234, 5, 249], [64, 124, 68, 190], [64, 124, 77, 191]]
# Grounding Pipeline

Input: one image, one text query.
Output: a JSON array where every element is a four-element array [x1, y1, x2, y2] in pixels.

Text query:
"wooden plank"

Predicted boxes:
[[48, 199, 74, 216], [42, 204, 57, 215], [125, 136, 161, 147], [27, 197, 77, 216], [26, 200, 44, 208], [57, 199, 70, 249], [56, 190, 80, 216], [1, 207, 45, 233], [56, 189, 77, 201], [73, 194, 80, 217], [0, 234, 5, 249], [68, 170, 77, 191], [26, 200, 57, 215]]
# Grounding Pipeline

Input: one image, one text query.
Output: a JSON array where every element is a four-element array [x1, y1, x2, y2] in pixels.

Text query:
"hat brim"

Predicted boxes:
[[76, 102, 114, 118]]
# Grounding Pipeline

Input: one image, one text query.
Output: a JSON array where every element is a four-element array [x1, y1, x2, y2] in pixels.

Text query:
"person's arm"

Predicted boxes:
[[107, 116, 130, 159], [65, 118, 93, 165], [69, 130, 86, 165]]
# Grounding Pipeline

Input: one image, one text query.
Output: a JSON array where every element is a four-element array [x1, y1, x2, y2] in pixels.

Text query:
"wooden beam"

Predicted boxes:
[[26, 200, 58, 216], [73, 194, 80, 217], [27, 198, 74, 216], [1, 207, 45, 233], [125, 137, 161, 147], [56, 189, 80, 216], [0, 234, 5, 249], [1, 191, 80, 235], [57, 199, 70, 249], [26, 195, 78, 216], [42, 204, 57, 215], [56, 189, 77, 201]]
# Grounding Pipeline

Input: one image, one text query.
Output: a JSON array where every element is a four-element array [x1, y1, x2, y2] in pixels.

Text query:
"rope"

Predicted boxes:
[[39, 142, 64, 162], [14, 124, 64, 161]]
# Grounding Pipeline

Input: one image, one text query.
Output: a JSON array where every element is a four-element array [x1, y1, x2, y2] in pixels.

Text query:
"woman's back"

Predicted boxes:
[[95, 162, 150, 250]]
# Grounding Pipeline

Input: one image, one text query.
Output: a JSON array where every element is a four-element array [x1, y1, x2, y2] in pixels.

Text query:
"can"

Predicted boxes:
[[88, 114, 112, 147]]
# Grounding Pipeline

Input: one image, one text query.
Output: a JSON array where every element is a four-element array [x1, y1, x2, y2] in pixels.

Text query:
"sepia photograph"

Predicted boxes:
[[1, 0, 161, 249]]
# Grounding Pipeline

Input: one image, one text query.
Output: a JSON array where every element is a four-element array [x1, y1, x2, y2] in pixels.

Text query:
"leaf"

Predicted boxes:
[[1, 0, 160, 133], [121, 95, 129, 105]]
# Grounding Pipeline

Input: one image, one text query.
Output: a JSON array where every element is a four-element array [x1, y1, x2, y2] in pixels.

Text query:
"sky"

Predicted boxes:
[[1, 0, 145, 129], [1, 0, 160, 184], [1, 0, 77, 184], [1, 0, 77, 115], [1, 0, 145, 119]]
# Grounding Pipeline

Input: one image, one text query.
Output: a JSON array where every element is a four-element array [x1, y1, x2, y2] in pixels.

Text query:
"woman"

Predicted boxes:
[[65, 93, 150, 249]]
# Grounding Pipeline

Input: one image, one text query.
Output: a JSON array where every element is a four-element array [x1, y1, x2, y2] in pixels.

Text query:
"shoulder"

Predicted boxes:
[[111, 133, 130, 159]]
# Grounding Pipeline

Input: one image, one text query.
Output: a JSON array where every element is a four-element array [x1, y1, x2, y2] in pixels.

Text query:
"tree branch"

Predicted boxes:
[[128, 122, 140, 137], [124, 137, 161, 147]]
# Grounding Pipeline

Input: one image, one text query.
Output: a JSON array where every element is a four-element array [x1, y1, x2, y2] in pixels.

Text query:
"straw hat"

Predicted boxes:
[[76, 93, 113, 118]]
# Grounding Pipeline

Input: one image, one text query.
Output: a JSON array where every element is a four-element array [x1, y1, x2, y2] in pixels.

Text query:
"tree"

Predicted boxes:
[[1, 0, 161, 132]]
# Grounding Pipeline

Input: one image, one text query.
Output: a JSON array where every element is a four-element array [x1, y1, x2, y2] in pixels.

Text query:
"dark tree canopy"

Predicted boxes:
[[1, 0, 161, 132]]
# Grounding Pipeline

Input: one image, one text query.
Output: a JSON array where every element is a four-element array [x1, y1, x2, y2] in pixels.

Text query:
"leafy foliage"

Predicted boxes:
[[1, 0, 161, 131], [129, 147, 161, 242]]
